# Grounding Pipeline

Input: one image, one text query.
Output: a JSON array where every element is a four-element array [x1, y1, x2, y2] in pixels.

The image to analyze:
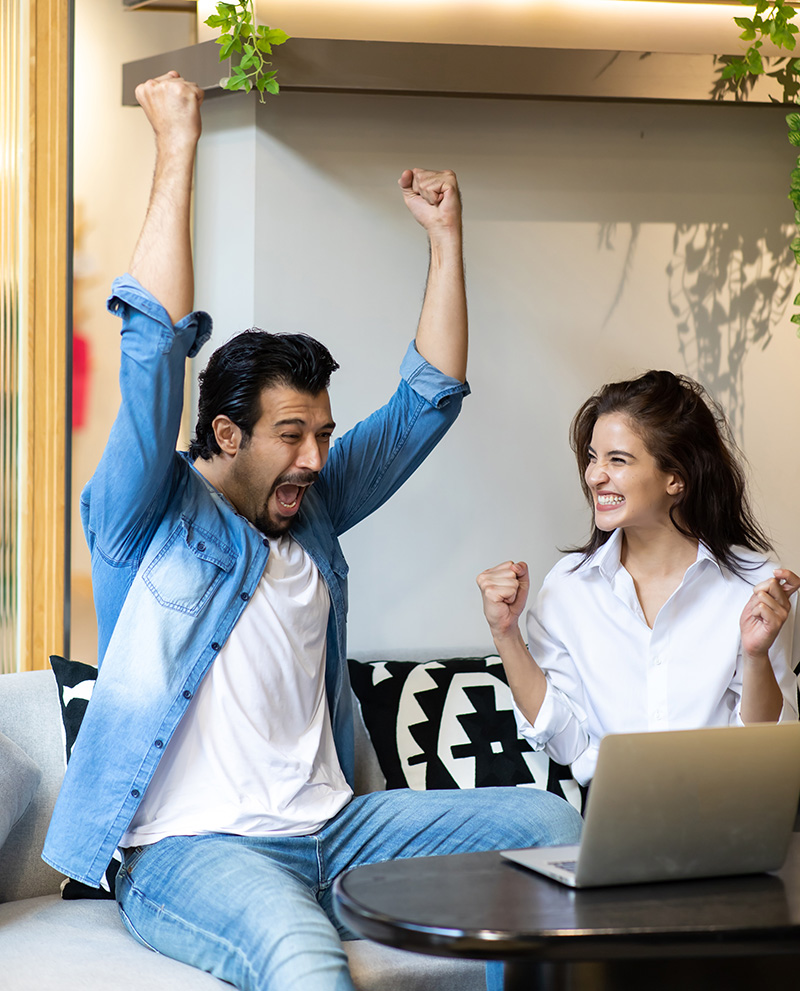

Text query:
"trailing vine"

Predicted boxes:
[[719, 0, 800, 331], [205, 1, 289, 101]]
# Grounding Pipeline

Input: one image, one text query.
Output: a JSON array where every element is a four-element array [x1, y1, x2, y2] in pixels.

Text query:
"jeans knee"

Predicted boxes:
[[492, 788, 583, 847]]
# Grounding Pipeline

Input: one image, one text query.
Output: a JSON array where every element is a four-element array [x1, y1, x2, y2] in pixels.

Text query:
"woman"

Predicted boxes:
[[477, 370, 799, 786]]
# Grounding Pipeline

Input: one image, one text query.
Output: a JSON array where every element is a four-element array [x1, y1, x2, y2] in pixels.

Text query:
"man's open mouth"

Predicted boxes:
[[276, 484, 302, 510]]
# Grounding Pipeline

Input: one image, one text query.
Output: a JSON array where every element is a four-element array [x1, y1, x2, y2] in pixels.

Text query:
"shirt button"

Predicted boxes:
[[211, 642, 220, 651], [183, 690, 193, 700], [262, 538, 269, 547], [240, 592, 249, 601], [197, 541, 206, 552], [131, 789, 140, 799], [154, 740, 163, 749], [654, 656, 662, 666]]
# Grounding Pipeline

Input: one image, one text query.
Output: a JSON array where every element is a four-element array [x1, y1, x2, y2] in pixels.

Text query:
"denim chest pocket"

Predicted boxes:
[[143, 518, 236, 615]]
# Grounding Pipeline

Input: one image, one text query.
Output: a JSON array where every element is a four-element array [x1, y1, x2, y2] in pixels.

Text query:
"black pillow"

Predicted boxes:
[[49, 655, 119, 900], [348, 655, 583, 812]]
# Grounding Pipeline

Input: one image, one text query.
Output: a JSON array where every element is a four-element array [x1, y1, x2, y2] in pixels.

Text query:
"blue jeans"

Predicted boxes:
[[116, 787, 582, 991]]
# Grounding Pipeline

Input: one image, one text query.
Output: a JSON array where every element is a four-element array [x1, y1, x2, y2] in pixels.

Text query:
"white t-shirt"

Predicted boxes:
[[515, 530, 799, 786], [122, 535, 352, 846]]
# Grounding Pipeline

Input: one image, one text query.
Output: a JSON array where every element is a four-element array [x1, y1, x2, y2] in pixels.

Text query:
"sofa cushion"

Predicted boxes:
[[49, 655, 98, 762], [0, 893, 486, 991], [0, 730, 41, 851], [49, 656, 120, 900], [0, 670, 67, 903], [348, 655, 583, 811]]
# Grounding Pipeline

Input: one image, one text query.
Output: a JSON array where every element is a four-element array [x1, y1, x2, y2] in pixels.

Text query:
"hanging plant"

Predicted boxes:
[[205, 1, 289, 101], [718, 0, 800, 332]]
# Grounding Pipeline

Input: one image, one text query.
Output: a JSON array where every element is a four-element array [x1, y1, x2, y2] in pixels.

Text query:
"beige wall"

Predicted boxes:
[[70, 0, 194, 663], [195, 91, 800, 655], [72, 5, 800, 658]]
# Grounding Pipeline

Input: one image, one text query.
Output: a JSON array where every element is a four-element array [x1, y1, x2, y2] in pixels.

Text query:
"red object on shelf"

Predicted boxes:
[[72, 332, 90, 430]]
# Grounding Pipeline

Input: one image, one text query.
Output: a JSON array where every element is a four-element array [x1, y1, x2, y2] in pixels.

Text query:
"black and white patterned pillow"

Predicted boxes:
[[348, 655, 584, 812], [49, 655, 121, 900]]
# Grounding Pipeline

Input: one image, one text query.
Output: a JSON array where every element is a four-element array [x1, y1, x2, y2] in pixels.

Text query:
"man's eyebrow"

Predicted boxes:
[[273, 418, 336, 431]]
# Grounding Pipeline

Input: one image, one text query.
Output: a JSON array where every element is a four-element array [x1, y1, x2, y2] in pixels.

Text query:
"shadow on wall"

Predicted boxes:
[[600, 222, 796, 440]]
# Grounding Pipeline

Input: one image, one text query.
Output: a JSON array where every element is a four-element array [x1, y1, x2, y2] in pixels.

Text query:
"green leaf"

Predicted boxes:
[[219, 35, 238, 59], [262, 27, 289, 45], [789, 129, 800, 145], [265, 78, 280, 94], [256, 39, 273, 55], [734, 15, 754, 29], [791, 236, 800, 252], [747, 48, 765, 72], [793, 291, 800, 305], [786, 111, 800, 129], [790, 311, 800, 322]]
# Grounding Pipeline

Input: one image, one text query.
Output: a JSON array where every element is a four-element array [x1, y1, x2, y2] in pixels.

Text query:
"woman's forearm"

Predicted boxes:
[[740, 650, 783, 723], [492, 627, 549, 727]]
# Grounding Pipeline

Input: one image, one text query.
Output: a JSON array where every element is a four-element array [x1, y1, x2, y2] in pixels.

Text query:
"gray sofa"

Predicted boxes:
[[0, 668, 485, 991]]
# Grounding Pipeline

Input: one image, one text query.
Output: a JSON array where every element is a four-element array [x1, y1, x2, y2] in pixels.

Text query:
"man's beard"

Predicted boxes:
[[254, 510, 293, 539]]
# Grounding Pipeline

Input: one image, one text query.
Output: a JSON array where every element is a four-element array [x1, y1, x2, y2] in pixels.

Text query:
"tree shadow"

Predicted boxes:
[[600, 222, 794, 440], [667, 223, 794, 438]]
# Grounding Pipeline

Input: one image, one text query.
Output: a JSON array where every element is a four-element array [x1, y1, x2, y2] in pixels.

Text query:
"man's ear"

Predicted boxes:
[[212, 416, 242, 456]]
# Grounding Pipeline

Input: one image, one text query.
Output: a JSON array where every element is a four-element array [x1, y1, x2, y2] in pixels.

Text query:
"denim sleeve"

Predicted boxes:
[[80, 274, 213, 565], [316, 342, 470, 536]]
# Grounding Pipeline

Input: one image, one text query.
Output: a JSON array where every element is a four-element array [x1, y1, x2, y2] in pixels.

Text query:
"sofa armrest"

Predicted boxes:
[[353, 694, 386, 796], [0, 670, 68, 902]]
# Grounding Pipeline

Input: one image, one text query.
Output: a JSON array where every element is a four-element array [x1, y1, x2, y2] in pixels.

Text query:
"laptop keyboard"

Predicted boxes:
[[550, 860, 577, 873]]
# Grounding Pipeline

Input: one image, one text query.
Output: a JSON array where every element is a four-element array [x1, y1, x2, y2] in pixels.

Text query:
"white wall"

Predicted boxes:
[[194, 92, 800, 655], [71, 0, 195, 661]]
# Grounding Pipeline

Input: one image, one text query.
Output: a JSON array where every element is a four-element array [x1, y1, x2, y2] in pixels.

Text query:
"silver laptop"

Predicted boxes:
[[501, 722, 800, 888]]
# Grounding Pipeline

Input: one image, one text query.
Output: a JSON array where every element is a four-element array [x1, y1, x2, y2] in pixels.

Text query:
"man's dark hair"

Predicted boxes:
[[568, 369, 772, 577], [189, 329, 340, 461]]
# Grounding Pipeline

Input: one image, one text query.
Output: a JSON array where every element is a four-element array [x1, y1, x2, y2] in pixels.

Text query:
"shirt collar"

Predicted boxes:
[[585, 528, 720, 582]]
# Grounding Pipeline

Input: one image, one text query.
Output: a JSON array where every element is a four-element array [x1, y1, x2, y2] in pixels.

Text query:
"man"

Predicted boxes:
[[44, 72, 581, 990]]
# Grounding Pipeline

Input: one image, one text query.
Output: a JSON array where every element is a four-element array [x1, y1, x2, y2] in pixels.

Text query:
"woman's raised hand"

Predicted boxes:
[[476, 560, 530, 642], [740, 568, 800, 660]]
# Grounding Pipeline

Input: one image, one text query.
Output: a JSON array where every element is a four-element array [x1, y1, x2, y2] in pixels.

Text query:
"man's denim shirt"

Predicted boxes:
[[43, 275, 469, 887]]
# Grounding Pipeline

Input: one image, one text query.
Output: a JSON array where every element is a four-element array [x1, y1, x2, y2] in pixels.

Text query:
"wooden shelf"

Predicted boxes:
[[121, 37, 783, 107]]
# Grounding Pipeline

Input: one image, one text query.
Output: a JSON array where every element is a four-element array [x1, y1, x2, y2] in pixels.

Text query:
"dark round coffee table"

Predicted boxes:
[[334, 834, 800, 990]]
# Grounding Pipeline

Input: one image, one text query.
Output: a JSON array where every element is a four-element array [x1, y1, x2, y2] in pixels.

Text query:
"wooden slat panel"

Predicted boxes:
[[0, 0, 22, 673], [18, 0, 70, 670]]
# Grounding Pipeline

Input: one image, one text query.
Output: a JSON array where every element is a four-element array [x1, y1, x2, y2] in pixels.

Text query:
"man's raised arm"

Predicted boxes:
[[399, 169, 468, 383], [129, 71, 203, 325]]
